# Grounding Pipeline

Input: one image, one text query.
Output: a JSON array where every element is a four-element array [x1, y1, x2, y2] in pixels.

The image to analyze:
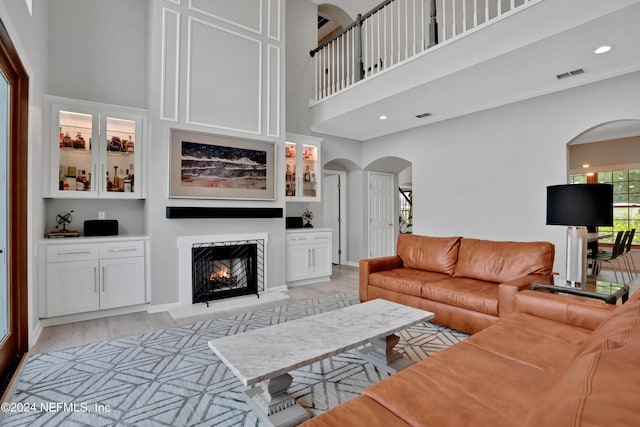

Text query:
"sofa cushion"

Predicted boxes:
[[420, 277, 499, 316], [453, 238, 554, 283], [368, 268, 450, 298], [396, 234, 461, 276], [364, 341, 557, 427], [464, 312, 592, 375], [526, 307, 640, 427], [574, 297, 640, 358]]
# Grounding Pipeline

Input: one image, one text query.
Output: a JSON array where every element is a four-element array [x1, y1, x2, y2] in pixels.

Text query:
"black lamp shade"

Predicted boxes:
[[546, 184, 613, 226]]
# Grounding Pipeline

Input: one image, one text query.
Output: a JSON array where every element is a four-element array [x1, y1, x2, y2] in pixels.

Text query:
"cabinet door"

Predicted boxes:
[[99, 257, 146, 309], [100, 113, 143, 198], [310, 243, 332, 278], [286, 245, 309, 282], [46, 260, 100, 317], [50, 105, 100, 197], [284, 135, 322, 202]]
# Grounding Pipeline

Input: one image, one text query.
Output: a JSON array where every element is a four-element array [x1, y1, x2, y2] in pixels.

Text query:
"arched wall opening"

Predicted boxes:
[[566, 119, 640, 279]]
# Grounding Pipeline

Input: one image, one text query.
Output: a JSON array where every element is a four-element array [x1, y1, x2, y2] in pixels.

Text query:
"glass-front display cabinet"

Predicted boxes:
[[285, 133, 322, 202], [46, 96, 145, 199]]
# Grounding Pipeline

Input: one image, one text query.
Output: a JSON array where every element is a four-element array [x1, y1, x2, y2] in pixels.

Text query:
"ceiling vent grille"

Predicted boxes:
[[556, 68, 586, 80], [415, 112, 432, 119]]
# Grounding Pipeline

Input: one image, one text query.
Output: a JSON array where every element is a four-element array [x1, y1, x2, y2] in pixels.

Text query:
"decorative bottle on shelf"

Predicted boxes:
[[310, 169, 316, 183], [106, 171, 113, 191], [59, 127, 64, 147], [124, 169, 132, 192], [129, 163, 134, 192], [304, 165, 311, 182], [117, 168, 125, 191], [285, 164, 292, 181], [76, 171, 84, 191], [126, 135, 135, 153]]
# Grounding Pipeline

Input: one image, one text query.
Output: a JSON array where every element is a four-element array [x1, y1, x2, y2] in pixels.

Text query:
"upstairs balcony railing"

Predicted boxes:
[[310, 0, 535, 102]]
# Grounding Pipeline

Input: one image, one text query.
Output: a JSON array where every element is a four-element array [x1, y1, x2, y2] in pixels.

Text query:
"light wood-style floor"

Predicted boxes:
[[30, 264, 359, 355]]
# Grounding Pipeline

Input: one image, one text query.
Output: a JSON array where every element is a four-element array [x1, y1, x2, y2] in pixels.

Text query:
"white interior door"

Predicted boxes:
[[324, 174, 341, 264], [368, 171, 395, 257]]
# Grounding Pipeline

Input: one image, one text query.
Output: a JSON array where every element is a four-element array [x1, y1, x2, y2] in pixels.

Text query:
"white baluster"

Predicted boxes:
[[452, 0, 456, 36], [314, 50, 318, 101], [462, 0, 467, 32], [420, 0, 425, 51], [485, 0, 489, 23], [370, 13, 374, 75], [332, 40, 336, 94], [498, 0, 502, 16], [397, 0, 401, 63], [474, 0, 478, 27], [404, 0, 409, 60]]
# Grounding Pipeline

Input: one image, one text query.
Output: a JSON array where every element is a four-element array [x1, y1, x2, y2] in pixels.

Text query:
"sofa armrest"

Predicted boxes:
[[498, 274, 551, 318], [359, 256, 404, 302], [515, 290, 615, 330]]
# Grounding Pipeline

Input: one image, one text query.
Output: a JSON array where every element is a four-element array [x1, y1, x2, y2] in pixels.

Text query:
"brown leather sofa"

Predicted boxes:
[[360, 234, 555, 334], [302, 289, 640, 426]]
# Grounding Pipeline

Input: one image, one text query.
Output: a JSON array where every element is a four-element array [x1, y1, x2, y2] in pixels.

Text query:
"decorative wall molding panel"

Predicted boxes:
[[189, 0, 262, 35], [267, 44, 280, 138], [186, 17, 262, 133], [161, 8, 180, 122], [160, 0, 282, 139]]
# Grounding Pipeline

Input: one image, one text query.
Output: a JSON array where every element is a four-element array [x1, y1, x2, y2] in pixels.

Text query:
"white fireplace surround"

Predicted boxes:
[[177, 233, 269, 307]]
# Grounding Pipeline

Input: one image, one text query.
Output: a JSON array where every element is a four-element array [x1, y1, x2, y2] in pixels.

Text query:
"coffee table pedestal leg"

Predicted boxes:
[[356, 334, 414, 374], [243, 373, 310, 427]]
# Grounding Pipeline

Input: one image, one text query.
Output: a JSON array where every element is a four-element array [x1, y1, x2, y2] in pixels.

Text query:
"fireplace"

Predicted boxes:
[[191, 239, 265, 306]]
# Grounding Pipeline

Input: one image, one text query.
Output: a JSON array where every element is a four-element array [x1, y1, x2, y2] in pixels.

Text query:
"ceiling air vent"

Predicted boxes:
[[556, 68, 586, 80], [415, 112, 432, 119]]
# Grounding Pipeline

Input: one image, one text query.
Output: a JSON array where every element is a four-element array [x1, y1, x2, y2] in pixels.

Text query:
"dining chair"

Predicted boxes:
[[589, 231, 628, 284], [619, 229, 637, 280]]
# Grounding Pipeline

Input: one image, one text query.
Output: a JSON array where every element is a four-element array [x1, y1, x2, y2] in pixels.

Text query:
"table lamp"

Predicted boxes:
[[546, 184, 613, 286]]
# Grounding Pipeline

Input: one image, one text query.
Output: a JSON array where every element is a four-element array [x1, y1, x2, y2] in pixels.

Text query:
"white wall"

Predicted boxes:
[[362, 71, 640, 274], [47, 0, 148, 109], [0, 0, 50, 346]]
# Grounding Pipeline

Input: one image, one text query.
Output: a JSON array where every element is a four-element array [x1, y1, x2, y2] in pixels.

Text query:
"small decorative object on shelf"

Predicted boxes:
[[48, 210, 80, 238], [108, 136, 122, 151], [303, 209, 314, 228]]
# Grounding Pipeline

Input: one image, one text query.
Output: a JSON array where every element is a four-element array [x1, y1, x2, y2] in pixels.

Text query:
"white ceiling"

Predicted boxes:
[[309, 0, 640, 141]]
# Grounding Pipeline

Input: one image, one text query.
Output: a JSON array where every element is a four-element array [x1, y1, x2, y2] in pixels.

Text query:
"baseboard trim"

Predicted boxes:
[[343, 261, 359, 268]]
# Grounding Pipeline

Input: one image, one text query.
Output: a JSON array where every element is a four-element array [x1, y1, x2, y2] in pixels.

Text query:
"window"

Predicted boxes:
[[399, 189, 412, 234], [570, 169, 640, 245]]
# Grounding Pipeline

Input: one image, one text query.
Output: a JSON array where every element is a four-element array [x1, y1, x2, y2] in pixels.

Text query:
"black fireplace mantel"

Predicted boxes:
[[166, 206, 283, 219]]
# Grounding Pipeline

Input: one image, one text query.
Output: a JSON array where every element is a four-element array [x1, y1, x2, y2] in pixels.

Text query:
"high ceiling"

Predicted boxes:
[[308, 0, 640, 141]]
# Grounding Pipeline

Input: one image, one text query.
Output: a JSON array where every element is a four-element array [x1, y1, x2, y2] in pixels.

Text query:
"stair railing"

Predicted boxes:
[[310, 0, 535, 102]]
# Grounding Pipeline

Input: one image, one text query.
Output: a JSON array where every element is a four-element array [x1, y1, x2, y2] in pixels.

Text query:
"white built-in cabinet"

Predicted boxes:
[[41, 237, 148, 319], [44, 95, 146, 199], [286, 229, 332, 286], [285, 133, 323, 202]]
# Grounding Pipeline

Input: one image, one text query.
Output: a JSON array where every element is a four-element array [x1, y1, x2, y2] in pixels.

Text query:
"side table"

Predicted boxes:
[[531, 276, 629, 305]]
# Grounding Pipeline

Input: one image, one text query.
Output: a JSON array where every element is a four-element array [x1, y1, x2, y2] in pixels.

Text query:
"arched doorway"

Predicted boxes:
[[568, 120, 640, 247], [317, 4, 352, 46]]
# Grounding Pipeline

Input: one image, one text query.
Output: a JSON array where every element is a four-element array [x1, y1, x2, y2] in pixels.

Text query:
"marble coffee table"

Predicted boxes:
[[208, 298, 434, 427]]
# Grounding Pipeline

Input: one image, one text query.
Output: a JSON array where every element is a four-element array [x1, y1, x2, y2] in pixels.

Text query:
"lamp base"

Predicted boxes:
[[565, 226, 588, 286]]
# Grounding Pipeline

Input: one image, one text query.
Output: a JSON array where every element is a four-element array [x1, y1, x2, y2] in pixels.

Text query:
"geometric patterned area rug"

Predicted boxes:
[[1, 293, 468, 426]]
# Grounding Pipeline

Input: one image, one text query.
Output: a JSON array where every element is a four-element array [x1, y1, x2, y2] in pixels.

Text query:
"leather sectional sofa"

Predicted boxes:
[[359, 234, 555, 334], [302, 289, 640, 426]]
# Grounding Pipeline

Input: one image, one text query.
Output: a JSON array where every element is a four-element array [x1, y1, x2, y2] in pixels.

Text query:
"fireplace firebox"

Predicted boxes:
[[192, 240, 263, 305]]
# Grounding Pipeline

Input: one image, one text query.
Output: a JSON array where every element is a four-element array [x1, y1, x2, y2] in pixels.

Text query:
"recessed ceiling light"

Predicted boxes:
[[586, 172, 595, 177], [379, 115, 388, 120], [594, 45, 612, 54], [581, 163, 590, 168]]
